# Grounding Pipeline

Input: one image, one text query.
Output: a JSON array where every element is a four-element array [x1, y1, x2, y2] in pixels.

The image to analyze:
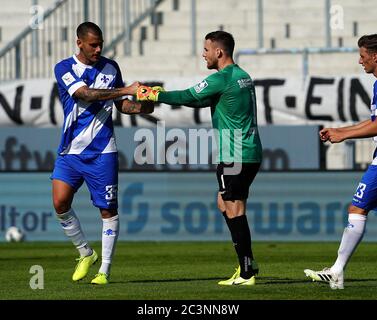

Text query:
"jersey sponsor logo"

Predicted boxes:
[[237, 78, 253, 88], [194, 80, 208, 93], [61, 72, 76, 86]]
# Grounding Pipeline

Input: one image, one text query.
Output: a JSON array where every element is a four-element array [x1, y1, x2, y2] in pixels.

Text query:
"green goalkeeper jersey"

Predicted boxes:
[[157, 64, 262, 163]]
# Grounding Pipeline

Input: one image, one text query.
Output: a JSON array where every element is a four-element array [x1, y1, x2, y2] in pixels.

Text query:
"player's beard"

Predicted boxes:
[[207, 60, 218, 70]]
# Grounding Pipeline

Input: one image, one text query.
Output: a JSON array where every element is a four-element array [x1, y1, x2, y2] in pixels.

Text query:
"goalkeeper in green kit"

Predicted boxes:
[[134, 31, 263, 285]]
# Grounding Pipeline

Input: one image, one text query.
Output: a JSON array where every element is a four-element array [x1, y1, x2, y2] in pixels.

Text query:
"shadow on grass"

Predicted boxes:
[[115, 276, 376, 286], [115, 276, 307, 285], [114, 277, 221, 284]]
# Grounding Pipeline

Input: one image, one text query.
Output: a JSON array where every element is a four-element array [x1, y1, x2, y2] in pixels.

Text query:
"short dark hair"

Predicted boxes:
[[76, 22, 102, 39], [358, 34, 377, 53], [205, 31, 235, 57]]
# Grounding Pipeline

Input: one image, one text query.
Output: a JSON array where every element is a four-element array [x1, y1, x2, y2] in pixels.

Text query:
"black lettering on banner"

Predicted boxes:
[[129, 113, 137, 126], [0, 85, 24, 124], [1, 136, 57, 171], [350, 78, 371, 121], [262, 149, 290, 170], [1, 77, 373, 128], [33, 151, 55, 171], [30, 97, 42, 110], [113, 107, 123, 126], [305, 77, 334, 121], [49, 82, 59, 125], [2, 137, 18, 170], [285, 96, 296, 108], [194, 109, 201, 124], [18, 145, 32, 170], [254, 79, 285, 124], [337, 78, 346, 122]]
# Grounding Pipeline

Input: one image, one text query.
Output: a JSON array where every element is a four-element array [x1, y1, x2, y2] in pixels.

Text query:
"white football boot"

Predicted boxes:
[[304, 267, 344, 289]]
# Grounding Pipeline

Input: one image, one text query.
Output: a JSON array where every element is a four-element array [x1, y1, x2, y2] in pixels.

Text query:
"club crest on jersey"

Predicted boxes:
[[61, 72, 75, 86], [101, 75, 109, 83], [194, 80, 208, 93]]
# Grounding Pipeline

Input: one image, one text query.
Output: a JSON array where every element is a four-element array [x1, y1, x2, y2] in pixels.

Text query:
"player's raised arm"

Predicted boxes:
[[135, 85, 211, 107], [133, 74, 224, 108], [73, 81, 140, 103]]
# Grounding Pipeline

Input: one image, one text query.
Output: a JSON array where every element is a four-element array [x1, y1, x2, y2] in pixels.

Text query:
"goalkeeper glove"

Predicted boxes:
[[136, 85, 161, 102], [151, 86, 165, 93]]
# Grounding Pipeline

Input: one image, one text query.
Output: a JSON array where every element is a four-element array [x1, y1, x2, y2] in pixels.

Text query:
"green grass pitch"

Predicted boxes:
[[1, 241, 377, 300]]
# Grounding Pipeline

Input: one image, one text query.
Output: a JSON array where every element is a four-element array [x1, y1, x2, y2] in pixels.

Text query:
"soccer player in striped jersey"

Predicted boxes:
[[52, 22, 153, 285], [305, 34, 377, 289], [135, 31, 263, 285]]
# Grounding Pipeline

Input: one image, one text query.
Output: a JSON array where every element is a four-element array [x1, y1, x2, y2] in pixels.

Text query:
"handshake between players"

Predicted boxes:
[[131, 83, 165, 102]]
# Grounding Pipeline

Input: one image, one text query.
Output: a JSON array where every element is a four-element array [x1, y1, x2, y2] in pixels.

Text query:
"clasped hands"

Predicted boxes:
[[128, 82, 165, 102]]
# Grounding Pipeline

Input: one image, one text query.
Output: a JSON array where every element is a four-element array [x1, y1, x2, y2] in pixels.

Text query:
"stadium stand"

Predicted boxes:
[[115, 0, 377, 78], [0, 0, 54, 44], [1, 0, 376, 78]]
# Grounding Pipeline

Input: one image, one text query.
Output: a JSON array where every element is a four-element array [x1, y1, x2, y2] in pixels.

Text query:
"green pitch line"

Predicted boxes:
[[0, 241, 376, 300]]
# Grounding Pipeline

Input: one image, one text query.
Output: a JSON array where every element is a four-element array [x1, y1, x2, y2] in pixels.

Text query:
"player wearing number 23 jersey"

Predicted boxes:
[[304, 34, 377, 290], [351, 79, 377, 211]]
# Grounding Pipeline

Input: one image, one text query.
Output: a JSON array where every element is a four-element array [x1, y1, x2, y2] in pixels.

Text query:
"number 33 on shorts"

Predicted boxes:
[[105, 185, 118, 201]]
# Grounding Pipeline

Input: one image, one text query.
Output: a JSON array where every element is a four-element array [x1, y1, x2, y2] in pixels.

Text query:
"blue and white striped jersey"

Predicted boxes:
[[370, 80, 377, 147], [371, 80, 377, 121], [54, 54, 124, 155]]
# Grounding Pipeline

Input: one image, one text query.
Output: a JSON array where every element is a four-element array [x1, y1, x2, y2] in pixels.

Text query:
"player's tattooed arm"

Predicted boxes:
[[115, 99, 154, 114], [74, 87, 125, 102], [73, 81, 140, 102]]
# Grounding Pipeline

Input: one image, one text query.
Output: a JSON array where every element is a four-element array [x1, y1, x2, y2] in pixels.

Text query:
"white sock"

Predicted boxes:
[[57, 208, 92, 257], [99, 215, 119, 275], [331, 213, 367, 274]]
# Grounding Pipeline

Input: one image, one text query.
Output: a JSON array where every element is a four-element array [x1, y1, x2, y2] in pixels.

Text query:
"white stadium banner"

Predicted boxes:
[[0, 75, 375, 127]]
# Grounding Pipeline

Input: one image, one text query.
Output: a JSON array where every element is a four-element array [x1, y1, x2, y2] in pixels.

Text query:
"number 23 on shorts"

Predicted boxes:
[[354, 183, 367, 199]]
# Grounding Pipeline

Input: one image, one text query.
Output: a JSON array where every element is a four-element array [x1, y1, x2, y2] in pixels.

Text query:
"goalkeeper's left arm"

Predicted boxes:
[[159, 90, 211, 108]]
